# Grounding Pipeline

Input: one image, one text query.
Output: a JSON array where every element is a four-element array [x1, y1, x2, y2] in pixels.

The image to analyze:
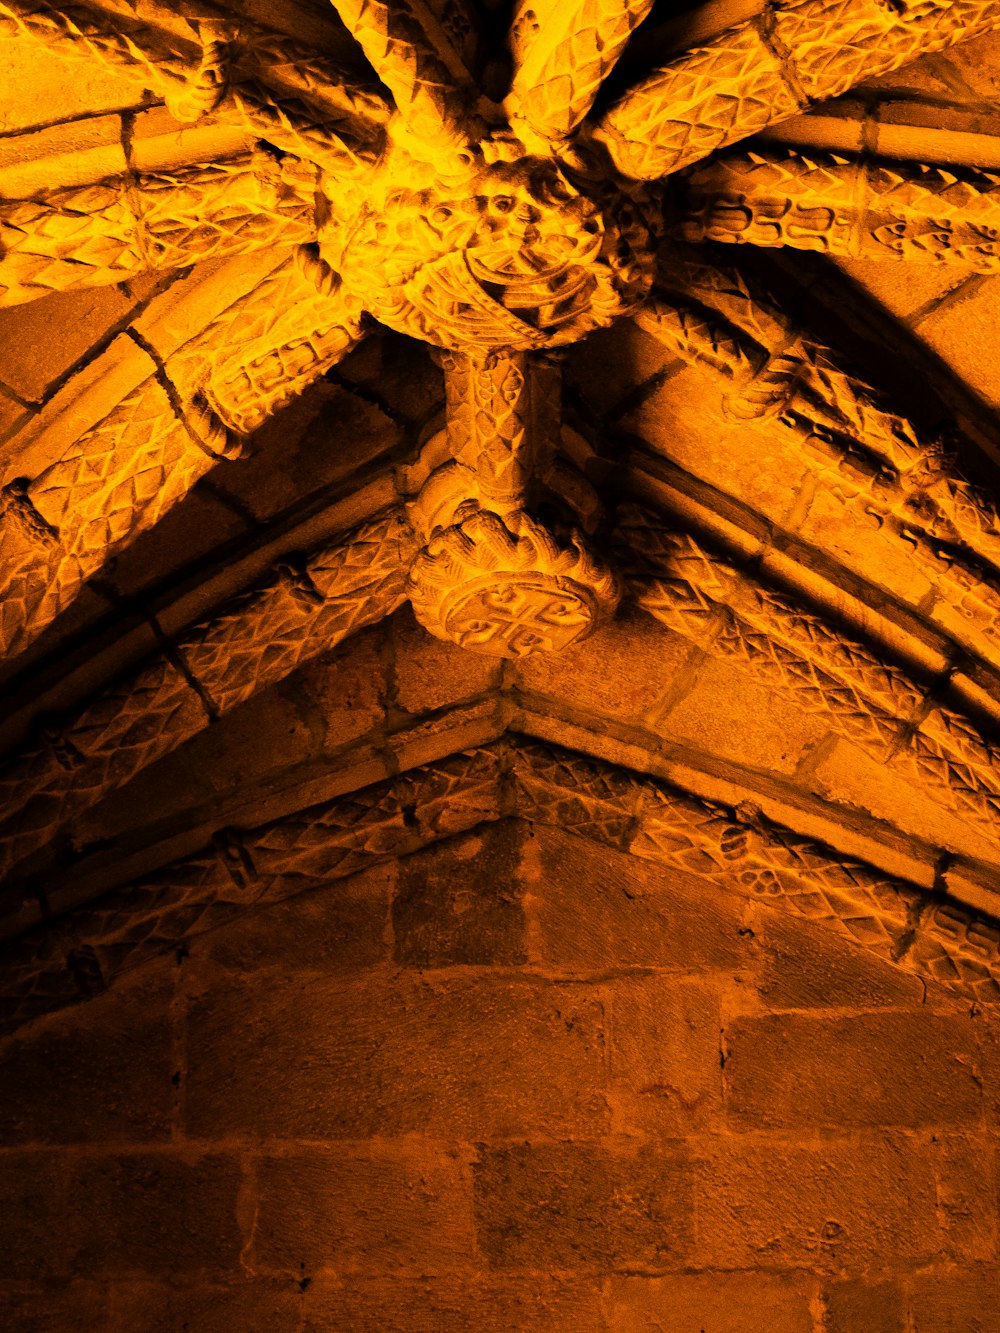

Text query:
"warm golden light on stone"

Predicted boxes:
[[5, 0, 1000, 1328]]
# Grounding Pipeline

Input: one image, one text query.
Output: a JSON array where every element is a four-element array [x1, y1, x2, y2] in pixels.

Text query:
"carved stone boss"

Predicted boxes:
[[407, 350, 621, 657]]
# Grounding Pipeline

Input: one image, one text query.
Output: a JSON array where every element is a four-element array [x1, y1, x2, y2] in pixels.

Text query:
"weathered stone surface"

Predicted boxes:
[[605, 1271, 816, 1332], [0, 1282, 108, 1333], [0, 973, 173, 1145], [693, 1137, 952, 1268], [724, 1012, 983, 1129], [753, 904, 927, 1009], [525, 824, 751, 973], [70, 1153, 243, 1276], [910, 1265, 1000, 1331], [184, 972, 611, 1140], [107, 1280, 300, 1333], [253, 1145, 476, 1273], [198, 861, 393, 972], [300, 1276, 605, 1332], [0, 1155, 74, 1280], [609, 974, 724, 1134], [7, 4, 1000, 1329], [393, 822, 527, 967], [824, 1277, 906, 1333], [474, 1141, 694, 1270]]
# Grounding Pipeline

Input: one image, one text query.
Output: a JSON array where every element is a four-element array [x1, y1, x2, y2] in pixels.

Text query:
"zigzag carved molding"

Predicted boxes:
[[2, 735, 998, 1040], [640, 254, 1000, 675]]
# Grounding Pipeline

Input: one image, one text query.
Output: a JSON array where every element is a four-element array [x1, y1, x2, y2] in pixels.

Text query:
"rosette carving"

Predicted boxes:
[[408, 506, 620, 656]]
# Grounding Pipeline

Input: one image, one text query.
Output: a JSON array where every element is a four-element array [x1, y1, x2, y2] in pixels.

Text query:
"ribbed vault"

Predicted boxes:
[[4, 0, 1000, 1035]]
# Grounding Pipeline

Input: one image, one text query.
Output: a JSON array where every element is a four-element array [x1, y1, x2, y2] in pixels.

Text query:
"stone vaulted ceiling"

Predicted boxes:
[[5, 0, 1000, 1028]]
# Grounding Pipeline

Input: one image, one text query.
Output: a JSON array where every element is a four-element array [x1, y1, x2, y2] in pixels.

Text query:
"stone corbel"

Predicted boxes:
[[407, 349, 620, 657]]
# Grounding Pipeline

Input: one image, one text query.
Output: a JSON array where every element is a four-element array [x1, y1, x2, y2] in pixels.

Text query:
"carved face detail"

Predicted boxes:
[[335, 150, 653, 351]]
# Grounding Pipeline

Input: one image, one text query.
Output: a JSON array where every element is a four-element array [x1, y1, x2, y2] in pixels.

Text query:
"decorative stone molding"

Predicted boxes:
[[0, 254, 372, 659], [407, 349, 620, 656], [409, 506, 620, 657], [0, 150, 319, 307], [0, 510, 417, 882], [505, 0, 655, 145], [678, 146, 1000, 273], [619, 503, 1000, 841], [591, 0, 1000, 180], [641, 256, 1000, 670], [0, 0, 390, 174], [2, 736, 998, 1036]]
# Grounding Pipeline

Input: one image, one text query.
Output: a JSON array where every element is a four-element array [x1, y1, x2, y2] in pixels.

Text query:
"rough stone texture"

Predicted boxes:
[[605, 1271, 817, 1332], [473, 1141, 695, 1270], [393, 822, 527, 967], [724, 1011, 983, 1128], [1, 821, 1000, 1326]]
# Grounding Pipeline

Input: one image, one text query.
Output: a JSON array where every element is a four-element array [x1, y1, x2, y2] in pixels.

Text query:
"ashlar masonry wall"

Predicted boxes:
[[1, 818, 998, 1332]]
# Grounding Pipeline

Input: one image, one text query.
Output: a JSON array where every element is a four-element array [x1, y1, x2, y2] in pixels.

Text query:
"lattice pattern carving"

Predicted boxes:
[[4, 737, 999, 1036], [0, 0, 389, 175], [619, 505, 1000, 841], [329, 0, 481, 148], [644, 261, 1000, 665], [0, 512, 416, 882], [680, 148, 1000, 274], [507, 0, 654, 143], [593, 0, 1000, 180]]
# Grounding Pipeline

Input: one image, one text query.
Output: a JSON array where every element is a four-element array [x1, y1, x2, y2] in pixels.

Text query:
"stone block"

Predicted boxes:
[[393, 822, 527, 967], [0, 1281, 108, 1332], [793, 486, 937, 621], [474, 1141, 694, 1270], [335, 331, 444, 425], [295, 625, 387, 754], [301, 1275, 605, 1332], [0, 286, 135, 403], [910, 1265, 1000, 1331], [620, 363, 811, 528], [693, 1136, 942, 1268], [184, 972, 610, 1140], [0, 46, 148, 134], [514, 604, 692, 726], [0, 972, 173, 1145], [107, 1280, 299, 1333], [392, 605, 501, 714], [929, 1136, 998, 1261], [752, 903, 925, 1009], [70, 1152, 242, 1276], [655, 652, 829, 777], [724, 1012, 982, 1129], [564, 317, 674, 416], [609, 974, 724, 1134], [914, 275, 1000, 412], [824, 1277, 906, 1333], [0, 1154, 73, 1279], [108, 483, 247, 601], [211, 383, 402, 522], [199, 861, 393, 972], [0, 390, 31, 445], [526, 825, 750, 973], [605, 1271, 816, 1332], [811, 738, 1000, 867], [253, 1145, 476, 1274], [834, 254, 969, 323]]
